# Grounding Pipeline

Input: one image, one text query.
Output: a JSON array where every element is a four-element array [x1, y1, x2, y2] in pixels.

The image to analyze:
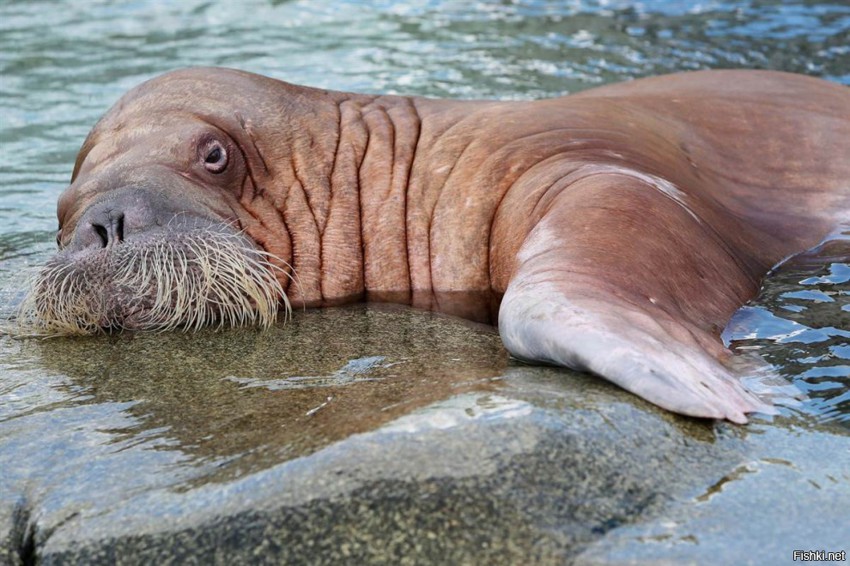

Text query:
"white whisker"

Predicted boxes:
[[11, 228, 289, 336]]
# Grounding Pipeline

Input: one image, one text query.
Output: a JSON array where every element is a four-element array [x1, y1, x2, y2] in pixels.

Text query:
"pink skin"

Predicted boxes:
[[54, 67, 850, 422]]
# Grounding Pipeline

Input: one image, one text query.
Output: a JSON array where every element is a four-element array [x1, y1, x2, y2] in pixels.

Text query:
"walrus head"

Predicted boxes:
[[15, 68, 347, 335]]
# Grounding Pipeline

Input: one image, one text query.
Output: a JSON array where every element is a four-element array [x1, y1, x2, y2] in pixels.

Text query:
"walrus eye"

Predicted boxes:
[[202, 140, 228, 173]]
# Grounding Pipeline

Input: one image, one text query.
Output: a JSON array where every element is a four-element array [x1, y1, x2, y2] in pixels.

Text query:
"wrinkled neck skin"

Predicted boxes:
[[240, 89, 527, 321]]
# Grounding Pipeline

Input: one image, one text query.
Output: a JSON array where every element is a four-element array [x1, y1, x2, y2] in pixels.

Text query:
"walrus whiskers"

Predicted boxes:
[[14, 230, 291, 336]]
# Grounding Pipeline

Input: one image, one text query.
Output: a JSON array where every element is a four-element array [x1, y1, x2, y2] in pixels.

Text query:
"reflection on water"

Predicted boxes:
[[4, 305, 506, 485]]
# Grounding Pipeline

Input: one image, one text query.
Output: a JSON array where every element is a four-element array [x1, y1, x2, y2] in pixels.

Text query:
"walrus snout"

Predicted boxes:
[[17, 224, 288, 336], [65, 186, 213, 253]]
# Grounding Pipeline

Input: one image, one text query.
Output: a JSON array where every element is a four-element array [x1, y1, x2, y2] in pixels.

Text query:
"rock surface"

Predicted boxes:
[[1, 305, 848, 565]]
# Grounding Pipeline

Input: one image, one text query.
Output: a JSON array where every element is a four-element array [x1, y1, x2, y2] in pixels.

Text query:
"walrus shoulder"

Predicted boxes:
[[498, 170, 776, 423]]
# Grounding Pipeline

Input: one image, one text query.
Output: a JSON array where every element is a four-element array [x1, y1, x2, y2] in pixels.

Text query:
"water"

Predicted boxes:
[[1, 1, 849, 443]]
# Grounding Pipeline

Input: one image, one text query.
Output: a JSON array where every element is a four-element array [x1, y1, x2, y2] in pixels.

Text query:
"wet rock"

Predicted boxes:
[[0, 305, 847, 564]]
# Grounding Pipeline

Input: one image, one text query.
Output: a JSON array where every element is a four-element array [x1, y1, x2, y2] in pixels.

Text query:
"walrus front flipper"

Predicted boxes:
[[499, 285, 774, 423], [498, 173, 776, 423]]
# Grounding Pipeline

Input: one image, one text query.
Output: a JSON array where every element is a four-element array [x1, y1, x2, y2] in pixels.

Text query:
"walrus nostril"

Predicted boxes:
[[89, 212, 125, 248], [114, 212, 124, 243], [93, 223, 109, 248]]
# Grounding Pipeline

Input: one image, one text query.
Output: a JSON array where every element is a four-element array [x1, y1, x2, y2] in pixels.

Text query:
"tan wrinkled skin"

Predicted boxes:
[[47, 67, 850, 422]]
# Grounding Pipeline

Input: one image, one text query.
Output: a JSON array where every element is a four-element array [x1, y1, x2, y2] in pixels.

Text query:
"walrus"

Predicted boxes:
[[18, 67, 850, 423]]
